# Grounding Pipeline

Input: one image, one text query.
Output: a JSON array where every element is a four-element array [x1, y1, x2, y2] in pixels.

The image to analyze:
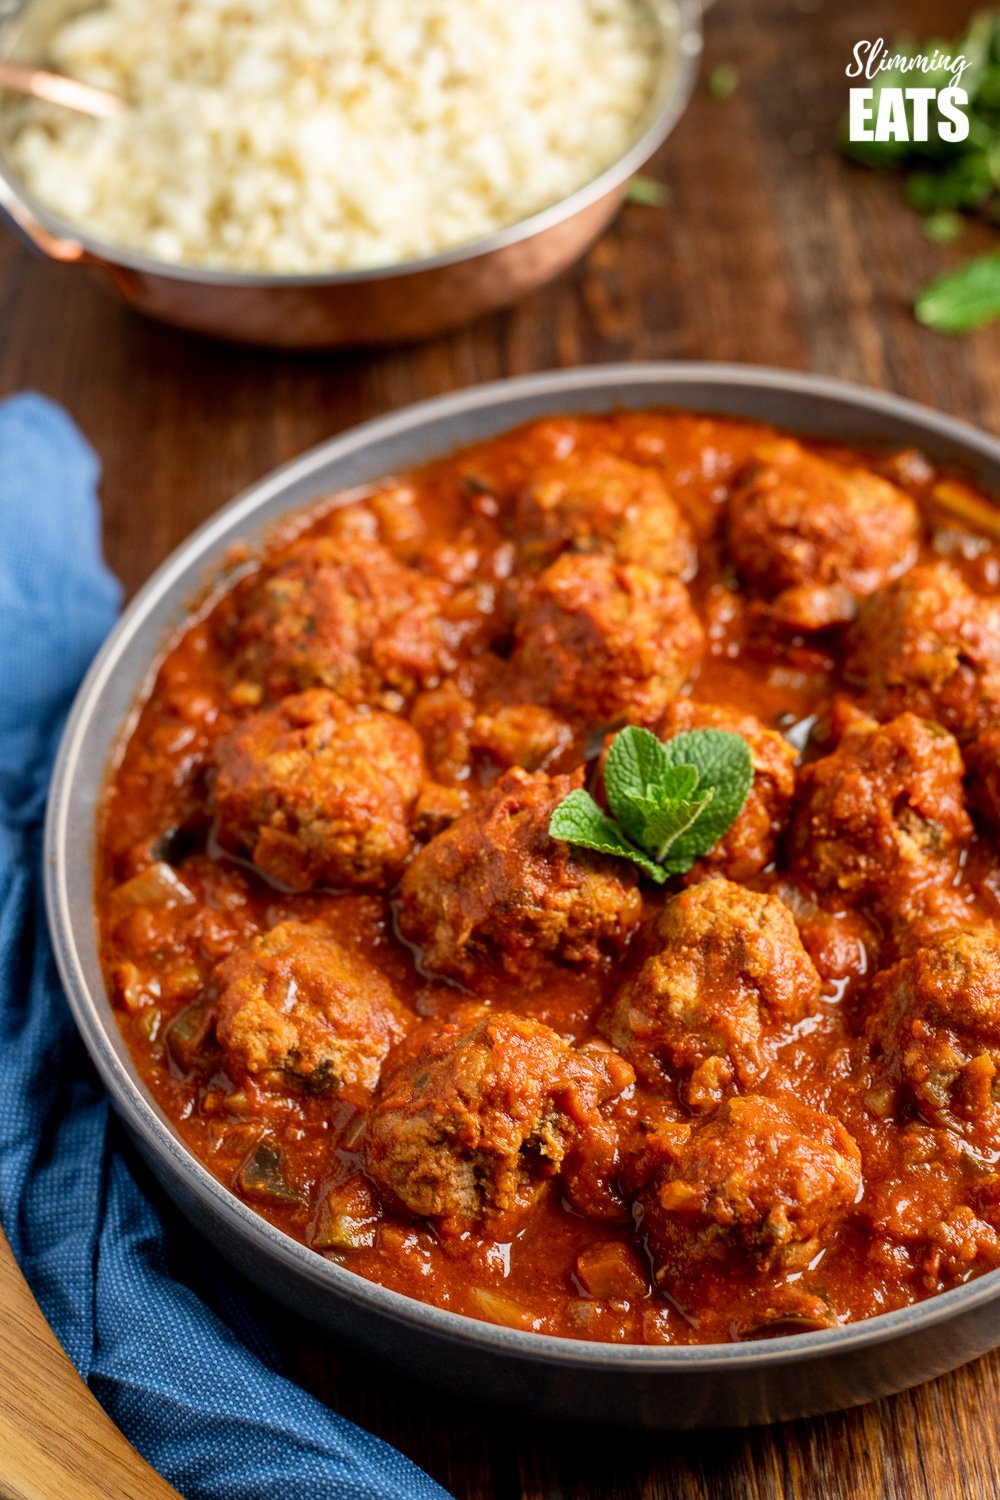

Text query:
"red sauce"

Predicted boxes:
[[97, 411, 1000, 1344]]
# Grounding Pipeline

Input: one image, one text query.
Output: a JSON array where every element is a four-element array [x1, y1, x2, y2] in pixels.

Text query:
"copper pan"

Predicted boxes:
[[0, 0, 701, 347]]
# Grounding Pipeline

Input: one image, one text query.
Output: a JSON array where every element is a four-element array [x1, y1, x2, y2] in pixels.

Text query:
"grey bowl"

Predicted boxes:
[[44, 364, 1000, 1428]]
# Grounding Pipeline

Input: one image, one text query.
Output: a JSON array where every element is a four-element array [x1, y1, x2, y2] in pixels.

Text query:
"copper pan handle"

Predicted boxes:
[[0, 174, 85, 261], [0, 59, 124, 118]]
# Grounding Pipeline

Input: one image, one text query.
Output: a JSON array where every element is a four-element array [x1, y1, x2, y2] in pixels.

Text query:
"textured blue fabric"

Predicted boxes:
[[0, 393, 453, 1500]]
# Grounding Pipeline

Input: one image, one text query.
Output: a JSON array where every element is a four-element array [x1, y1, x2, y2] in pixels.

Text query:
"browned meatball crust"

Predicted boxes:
[[410, 684, 573, 784], [364, 1010, 635, 1227], [215, 920, 408, 1095], [511, 554, 704, 729], [230, 537, 455, 707], [213, 689, 424, 890], [399, 767, 642, 984], [470, 703, 574, 773], [846, 562, 1000, 738], [634, 1096, 862, 1288], [602, 879, 820, 1111], [727, 441, 920, 630], [653, 699, 797, 880], [857, 1125, 1000, 1294], [409, 681, 475, 785], [513, 451, 694, 577], [787, 712, 971, 909], [866, 928, 1000, 1154]]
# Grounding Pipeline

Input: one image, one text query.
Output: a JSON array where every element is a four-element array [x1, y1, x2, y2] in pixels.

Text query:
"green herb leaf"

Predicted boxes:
[[708, 64, 739, 101], [548, 726, 755, 883], [639, 791, 714, 861], [915, 248, 1000, 332], [617, 786, 706, 849], [923, 209, 964, 244], [625, 176, 669, 207], [605, 727, 697, 821], [656, 729, 754, 871], [548, 788, 668, 883]]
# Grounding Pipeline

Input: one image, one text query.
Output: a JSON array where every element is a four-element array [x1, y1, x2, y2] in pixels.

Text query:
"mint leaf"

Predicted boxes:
[[708, 64, 739, 101], [606, 727, 701, 844], [639, 791, 714, 861], [923, 210, 963, 245], [658, 729, 753, 872], [548, 726, 754, 884], [548, 789, 668, 883], [625, 176, 669, 207], [915, 250, 1000, 334], [605, 726, 674, 806]]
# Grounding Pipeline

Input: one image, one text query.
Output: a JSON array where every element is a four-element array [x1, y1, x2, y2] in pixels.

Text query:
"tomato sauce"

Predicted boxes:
[[97, 411, 1000, 1344]]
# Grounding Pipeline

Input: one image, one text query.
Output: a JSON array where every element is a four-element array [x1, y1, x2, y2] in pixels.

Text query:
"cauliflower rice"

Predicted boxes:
[[7, 0, 662, 273]]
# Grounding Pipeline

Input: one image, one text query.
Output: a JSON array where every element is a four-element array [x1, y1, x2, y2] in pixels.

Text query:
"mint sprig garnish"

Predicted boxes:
[[548, 726, 754, 884]]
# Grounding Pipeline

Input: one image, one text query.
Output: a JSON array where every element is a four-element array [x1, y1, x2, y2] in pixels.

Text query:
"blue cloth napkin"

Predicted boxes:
[[0, 392, 453, 1500]]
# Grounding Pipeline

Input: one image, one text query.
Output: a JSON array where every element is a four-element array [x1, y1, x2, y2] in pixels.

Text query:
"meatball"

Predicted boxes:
[[886, 883, 981, 960], [787, 712, 971, 909], [513, 451, 694, 577], [846, 562, 1000, 738], [727, 441, 920, 629], [866, 928, 1000, 1153], [410, 688, 573, 782], [215, 920, 408, 1095], [602, 880, 820, 1111], [652, 700, 797, 880], [230, 537, 454, 707], [409, 681, 474, 785], [511, 554, 704, 728], [634, 1096, 861, 1289], [399, 767, 642, 985], [364, 1009, 634, 1227], [470, 703, 574, 773], [325, 483, 428, 562], [213, 689, 424, 891], [858, 1125, 1000, 1293]]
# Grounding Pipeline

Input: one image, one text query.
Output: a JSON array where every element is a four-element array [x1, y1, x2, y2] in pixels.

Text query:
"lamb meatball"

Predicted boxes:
[[653, 700, 797, 880], [634, 1097, 861, 1290], [409, 681, 474, 784], [364, 1010, 634, 1227], [230, 537, 453, 707], [514, 451, 694, 577], [866, 928, 1000, 1153], [470, 703, 574, 773], [858, 1125, 1000, 1294], [213, 690, 424, 890], [511, 554, 704, 728], [602, 880, 820, 1111], [846, 562, 1000, 738], [215, 920, 408, 1096], [727, 441, 920, 629], [399, 767, 642, 985], [410, 687, 573, 782], [787, 712, 971, 910]]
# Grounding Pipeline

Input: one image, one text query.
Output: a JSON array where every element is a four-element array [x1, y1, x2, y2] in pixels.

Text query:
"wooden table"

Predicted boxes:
[[4, 0, 1000, 1494]]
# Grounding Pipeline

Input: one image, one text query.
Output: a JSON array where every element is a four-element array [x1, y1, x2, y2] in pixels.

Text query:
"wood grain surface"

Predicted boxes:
[[0, 1227, 180, 1500], [3, 0, 1000, 1495]]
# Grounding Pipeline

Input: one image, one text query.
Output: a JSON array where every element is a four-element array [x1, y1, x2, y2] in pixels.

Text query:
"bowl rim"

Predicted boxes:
[[0, 0, 701, 285], [45, 360, 1000, 1375]]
